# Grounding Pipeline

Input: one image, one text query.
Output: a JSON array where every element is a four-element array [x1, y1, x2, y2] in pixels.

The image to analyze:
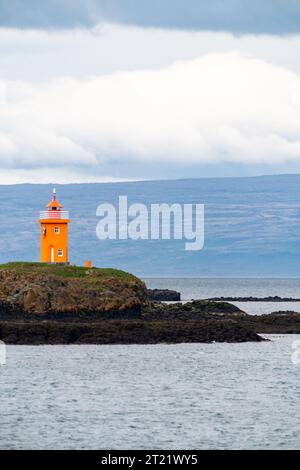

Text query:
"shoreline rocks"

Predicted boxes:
[[207, 296, 300, 302], [143, 299, 247, 320], [0, 263, 299, 344], [0, 318, 264, 345], [147, 289, 181, 301]]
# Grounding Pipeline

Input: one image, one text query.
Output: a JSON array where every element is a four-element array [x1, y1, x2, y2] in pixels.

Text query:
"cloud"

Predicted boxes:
[[1, 0, 300, 34], [2, 23, 300, 84], [1, 52, 300, 182]]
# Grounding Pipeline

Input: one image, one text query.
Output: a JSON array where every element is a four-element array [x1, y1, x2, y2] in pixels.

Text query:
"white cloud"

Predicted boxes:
[[1, 23, 300, 82], [1, 50, 300, 181]]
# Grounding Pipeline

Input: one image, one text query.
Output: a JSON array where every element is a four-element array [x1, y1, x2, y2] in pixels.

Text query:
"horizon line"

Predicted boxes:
[[1, 172, 300, 186]]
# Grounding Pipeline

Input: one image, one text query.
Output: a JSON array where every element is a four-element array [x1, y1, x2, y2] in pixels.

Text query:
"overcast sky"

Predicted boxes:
[[1, 1, 300, 183], [1, 0, 300, 34]]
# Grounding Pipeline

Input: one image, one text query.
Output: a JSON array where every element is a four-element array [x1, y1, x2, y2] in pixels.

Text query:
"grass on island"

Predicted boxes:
[[0, 262, 137, 281]]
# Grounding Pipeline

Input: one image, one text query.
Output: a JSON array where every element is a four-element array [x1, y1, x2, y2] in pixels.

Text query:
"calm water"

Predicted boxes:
[[1, 278, 300, 449], [0, 336, 299, 450], [144, 278, 300, 314]]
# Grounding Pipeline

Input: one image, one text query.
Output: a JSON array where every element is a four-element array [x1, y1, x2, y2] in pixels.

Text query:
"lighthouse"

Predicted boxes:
[[39, 189, 70, 264]]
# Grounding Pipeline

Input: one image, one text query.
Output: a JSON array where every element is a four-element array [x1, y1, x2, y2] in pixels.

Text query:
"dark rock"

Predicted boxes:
[[147, 289, 181, 301], [0, 319, 264, 345], [241, 312, 300, 334], [207, 296, 300, 302], [268, 310, 300, 315], [143, 299, 246, 321]]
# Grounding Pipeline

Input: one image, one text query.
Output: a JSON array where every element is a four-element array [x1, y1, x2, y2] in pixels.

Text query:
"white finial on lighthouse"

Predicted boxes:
[[53, 188, 56, 199]]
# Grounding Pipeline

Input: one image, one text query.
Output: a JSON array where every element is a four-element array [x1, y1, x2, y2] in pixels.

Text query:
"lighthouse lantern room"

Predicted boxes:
[[39, 189, 70, 264]]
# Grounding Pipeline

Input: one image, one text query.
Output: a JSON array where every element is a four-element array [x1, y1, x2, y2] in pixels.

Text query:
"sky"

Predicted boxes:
[[1, 1, 300, 183]]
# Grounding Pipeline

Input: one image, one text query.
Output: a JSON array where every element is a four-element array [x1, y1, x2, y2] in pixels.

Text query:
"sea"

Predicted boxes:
[[0, 278, 299, 450]]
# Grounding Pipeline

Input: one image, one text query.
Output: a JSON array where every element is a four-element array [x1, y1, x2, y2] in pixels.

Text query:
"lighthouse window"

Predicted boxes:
[[58, 249, 63, 257], [54, 227, 60, 234]]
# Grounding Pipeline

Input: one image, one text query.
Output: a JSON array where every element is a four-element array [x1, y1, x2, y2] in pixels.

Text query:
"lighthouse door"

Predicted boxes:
[[50, 246, 54, 263]]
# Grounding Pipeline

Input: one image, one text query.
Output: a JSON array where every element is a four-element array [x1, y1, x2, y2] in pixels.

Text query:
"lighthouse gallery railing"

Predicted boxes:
[[40, 211, 69, 220]]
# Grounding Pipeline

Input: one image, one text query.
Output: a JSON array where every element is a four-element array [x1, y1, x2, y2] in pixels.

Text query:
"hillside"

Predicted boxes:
[[0, 262, 147, 316]]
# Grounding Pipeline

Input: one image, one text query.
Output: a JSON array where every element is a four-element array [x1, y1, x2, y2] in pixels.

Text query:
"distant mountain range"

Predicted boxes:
[[1, 174, 300, 277]]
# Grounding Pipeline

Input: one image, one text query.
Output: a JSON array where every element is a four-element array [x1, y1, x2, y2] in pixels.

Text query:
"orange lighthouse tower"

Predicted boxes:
[[39, 189, 70, 263]]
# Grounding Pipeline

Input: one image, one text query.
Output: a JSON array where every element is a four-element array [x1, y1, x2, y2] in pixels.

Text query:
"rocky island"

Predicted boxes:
[[0, 263, 299, 345], [147, 288, 181, 301]]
